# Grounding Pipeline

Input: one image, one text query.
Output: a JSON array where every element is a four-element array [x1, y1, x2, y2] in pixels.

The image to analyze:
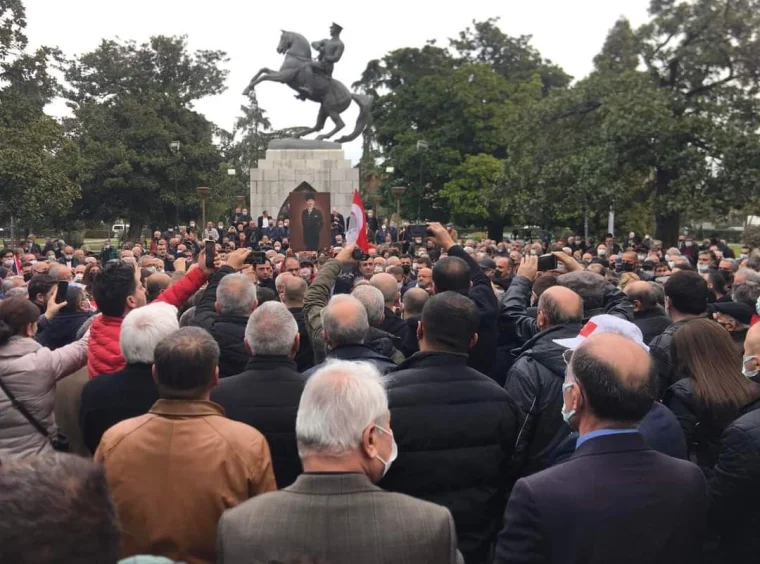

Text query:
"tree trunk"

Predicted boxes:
[[655, 211, 680, 248], [653, 167, 680, 247], [126, 221, 144, 243], [487, 217, 506, 242]]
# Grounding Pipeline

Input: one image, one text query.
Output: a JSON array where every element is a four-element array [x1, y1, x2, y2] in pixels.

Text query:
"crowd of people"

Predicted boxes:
[[0, 212, 759, 564]]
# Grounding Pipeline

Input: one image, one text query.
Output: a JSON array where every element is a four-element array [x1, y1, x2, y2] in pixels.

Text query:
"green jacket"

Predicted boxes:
[[303, 259, 343, 365]]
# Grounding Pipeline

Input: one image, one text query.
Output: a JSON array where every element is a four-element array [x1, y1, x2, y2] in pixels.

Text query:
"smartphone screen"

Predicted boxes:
[[537, 254, 557, 272], [205, 240, 215, 269], [55, 281, 69, 304]]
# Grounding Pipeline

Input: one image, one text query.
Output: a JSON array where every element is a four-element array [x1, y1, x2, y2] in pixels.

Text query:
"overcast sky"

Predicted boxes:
[[26, 0, 652, 163]]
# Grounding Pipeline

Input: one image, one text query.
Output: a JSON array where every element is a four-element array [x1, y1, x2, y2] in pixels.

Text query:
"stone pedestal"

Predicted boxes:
[[250, 138, 358, 220]]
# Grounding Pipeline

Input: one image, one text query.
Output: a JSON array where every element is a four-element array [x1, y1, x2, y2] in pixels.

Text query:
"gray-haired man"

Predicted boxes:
[[217, 359, 464, 564]]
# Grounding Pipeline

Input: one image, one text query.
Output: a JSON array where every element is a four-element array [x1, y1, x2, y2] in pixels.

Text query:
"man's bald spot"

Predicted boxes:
[[542, 285, 583, 318], [623, 280, 652, 297], [370, 273, 398, 305], [402, 287, 430, 317], [147, 272, 172, 288], [745, 322, 760, 356], [577, 333, 652, 390], [327, 296, 366, 324], [284, 275, 307, 302]]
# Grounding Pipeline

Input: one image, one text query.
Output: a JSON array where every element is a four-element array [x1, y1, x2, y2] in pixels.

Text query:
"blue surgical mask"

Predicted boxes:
[[374, 425, 398, 478], [560, 381, 577, 426], [742, 355, 758, 380]]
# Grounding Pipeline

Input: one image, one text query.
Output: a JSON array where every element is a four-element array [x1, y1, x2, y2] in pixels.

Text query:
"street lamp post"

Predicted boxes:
[[170, 141, 181, 227], [391, 186, 406, 220], [416, 140, 429, 221], [196, 187, 211, 229]]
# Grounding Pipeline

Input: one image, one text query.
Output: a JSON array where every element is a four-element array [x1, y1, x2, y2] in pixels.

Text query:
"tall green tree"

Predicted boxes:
[[355, 19, 569, 237], [0, 0, 79, 232], [502, 3, 760, 244], [64, 35, 229, 238]]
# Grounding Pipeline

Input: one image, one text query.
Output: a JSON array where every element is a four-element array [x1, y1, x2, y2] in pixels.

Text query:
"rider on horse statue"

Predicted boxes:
[[297, 22, 344, 100]]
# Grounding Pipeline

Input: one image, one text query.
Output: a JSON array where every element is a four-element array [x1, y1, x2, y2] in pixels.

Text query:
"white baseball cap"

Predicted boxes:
[[553, 314, 649, 353]]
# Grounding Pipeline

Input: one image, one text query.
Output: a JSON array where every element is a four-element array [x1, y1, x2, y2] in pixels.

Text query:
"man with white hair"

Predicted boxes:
[[212, 302, 305, 488], [352, 284, 405, 364], [371, 272, 409, 343], [79, 301, 179, 454], [303, 291, 396, 377], [191, 248, 258, 377], [217, 360, 465, 564]]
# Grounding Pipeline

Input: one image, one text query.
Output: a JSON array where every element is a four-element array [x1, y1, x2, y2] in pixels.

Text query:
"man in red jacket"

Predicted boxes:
[[88, 252, 218, 377]]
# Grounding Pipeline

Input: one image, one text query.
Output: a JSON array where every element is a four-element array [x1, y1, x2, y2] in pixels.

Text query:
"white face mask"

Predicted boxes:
[[373, 425, 398, 478], [374, 266, 384, 274], [697, 264, 710, 274], [300, 268, 312, 279], [397, 282, 403, 290], [597, 249, 607, 257], [667, 261, 675, 270], [560, 381, 577, 428], [74, 274, 84, 282]]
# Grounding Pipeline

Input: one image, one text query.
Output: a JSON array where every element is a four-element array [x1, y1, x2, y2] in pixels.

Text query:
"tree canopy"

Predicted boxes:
[[63, 35, 229, 237]]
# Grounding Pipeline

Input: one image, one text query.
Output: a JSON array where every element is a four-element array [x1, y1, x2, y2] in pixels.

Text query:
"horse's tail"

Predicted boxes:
[[337, 93, 373, 143]]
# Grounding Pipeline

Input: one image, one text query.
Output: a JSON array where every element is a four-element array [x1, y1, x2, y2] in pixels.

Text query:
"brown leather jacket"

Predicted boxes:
[[95, 399, 276, 564]]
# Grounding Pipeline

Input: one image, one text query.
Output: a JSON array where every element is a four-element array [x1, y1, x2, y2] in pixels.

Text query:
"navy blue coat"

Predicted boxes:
[[495, 432, 708, 564]]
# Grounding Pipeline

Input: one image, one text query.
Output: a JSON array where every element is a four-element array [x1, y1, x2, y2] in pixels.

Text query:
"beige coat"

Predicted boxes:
[[95, 399, 277, 564], [0, 335, 88, 459]]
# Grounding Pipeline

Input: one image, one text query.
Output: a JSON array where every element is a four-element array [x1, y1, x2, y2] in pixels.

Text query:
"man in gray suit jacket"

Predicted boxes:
[[217, 359, 464, 564]]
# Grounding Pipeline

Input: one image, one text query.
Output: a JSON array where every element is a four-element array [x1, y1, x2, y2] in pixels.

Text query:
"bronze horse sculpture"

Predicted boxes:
[[244, 31, 372, 143]]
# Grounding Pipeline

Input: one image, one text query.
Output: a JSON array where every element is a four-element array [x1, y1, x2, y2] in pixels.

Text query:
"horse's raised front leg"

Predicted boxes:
[[243, 68, 272, 95]]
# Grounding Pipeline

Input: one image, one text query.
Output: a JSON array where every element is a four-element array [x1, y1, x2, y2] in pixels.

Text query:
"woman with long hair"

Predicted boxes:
[[0, 296, 89, 459], [664, 318, 759, 469]]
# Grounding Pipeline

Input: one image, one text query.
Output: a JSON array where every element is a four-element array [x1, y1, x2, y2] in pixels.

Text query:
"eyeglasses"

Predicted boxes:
[[562, 348, 574, 366]]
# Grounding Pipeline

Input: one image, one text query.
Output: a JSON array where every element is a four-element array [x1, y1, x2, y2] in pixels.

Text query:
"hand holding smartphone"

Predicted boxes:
[[55, 281, 69, 304], [205, 240, 215, 269]]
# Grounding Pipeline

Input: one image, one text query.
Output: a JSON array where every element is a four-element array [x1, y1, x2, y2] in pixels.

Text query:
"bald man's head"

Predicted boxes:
[[623, 280, 658, 313], [537, 286, 584, 330], [568, 333, 655, 426], [321, 294, 369, 348], [744, 322, 760, 358], [146, 272, 172, 303], [402, 287, 430, 319], [370, 273, 398, 306], [283, 275, 307, 306]]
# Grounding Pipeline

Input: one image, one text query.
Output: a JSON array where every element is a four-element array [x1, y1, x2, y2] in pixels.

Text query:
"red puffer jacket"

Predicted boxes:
[[87, 267, 208, 378]]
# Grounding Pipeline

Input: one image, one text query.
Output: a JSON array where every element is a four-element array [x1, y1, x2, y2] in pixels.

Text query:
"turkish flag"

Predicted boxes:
[[346, 190, 369, 253]]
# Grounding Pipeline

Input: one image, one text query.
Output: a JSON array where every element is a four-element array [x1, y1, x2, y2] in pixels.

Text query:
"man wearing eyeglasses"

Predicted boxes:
[[495, 331, 707, 564]]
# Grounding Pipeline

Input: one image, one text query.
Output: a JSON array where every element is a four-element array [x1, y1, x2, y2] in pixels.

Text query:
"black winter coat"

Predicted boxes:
[[447, 245, 499, 379], [211, 356, 305, 488], [504, 324, 582, 478], [190, 266, 249, 378], [79, 363, 158, 454], [398, 315, 420, 358], [377, 307, 409, 344], [302, 343, 396, 377], [708, 399, 760, 564], [632, 308, 672, 345], [210, 314, 249, 378], [288, 307, 314, 372], [650, 318, 691, 398], [381, 352, 519, 564], [664, 378, 739, 470], [36, 311, 92, 351]]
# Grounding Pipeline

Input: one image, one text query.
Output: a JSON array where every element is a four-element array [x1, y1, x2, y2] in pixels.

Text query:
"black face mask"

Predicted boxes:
[[621, 263, 634, 273], [402, 264, 411, 275], [23, 272, 33, 282]]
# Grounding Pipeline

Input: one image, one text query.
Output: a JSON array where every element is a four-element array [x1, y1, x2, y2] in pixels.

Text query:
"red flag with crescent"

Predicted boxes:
[[346, 190, 369, 253]]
